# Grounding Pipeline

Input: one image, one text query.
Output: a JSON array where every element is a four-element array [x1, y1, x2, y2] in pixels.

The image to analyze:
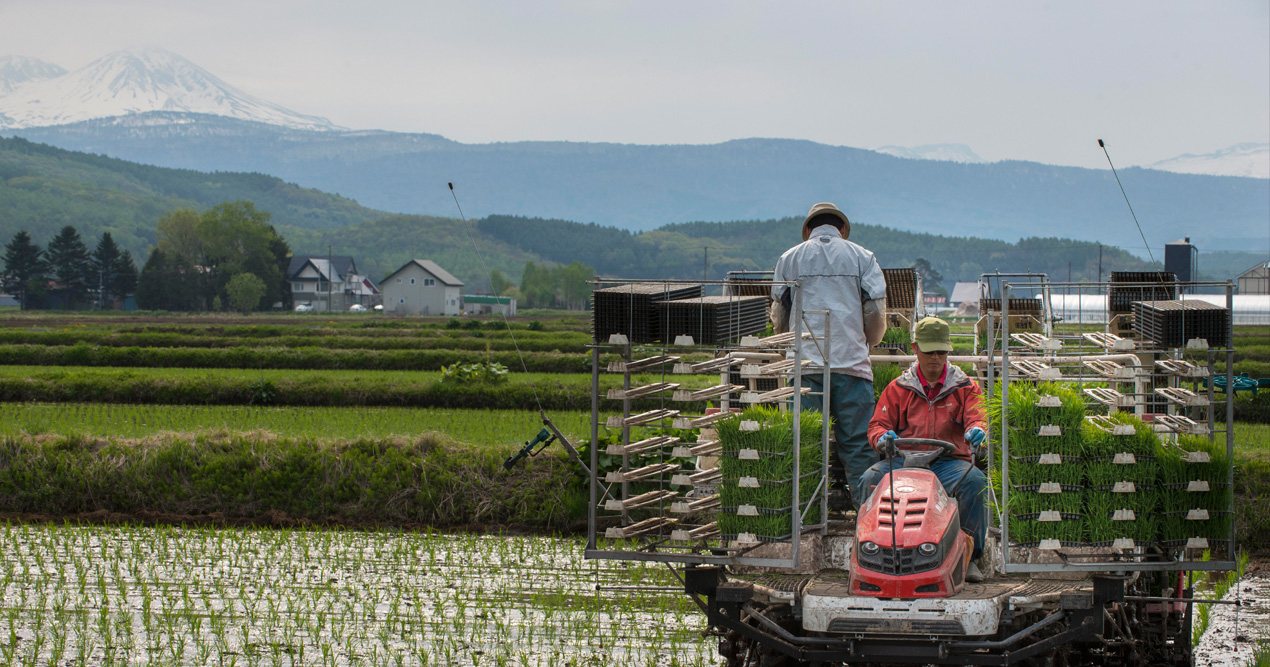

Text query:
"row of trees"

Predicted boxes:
[[2, 227, 138, 310], [135, 202, 291, 312], [487, 261, 593, 309], [3, 202, 291, 313]]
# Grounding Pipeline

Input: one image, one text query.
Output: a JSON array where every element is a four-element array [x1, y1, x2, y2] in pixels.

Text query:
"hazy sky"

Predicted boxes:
[[2, 0, 1267, 169]]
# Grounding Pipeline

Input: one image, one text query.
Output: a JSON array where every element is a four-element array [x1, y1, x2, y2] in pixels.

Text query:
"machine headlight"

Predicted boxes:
[[917, 542, 938, 557], [860, 541, 880, 555]]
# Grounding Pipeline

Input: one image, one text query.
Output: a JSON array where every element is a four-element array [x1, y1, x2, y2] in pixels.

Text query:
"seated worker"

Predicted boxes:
[[860, 316, 990, 582]]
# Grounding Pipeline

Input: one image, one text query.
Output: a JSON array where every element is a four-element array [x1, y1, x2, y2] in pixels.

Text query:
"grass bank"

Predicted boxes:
[[0, 432, 585, 530], [0, 366, 712, 410]]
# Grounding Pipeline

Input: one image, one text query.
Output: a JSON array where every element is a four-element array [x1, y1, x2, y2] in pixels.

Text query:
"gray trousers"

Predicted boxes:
[[798, 372, 879, 508]]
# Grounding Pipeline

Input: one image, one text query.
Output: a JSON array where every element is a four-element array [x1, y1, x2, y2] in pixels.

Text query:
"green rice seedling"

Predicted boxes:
[[872, 363, 904, 399], [1008, 516, 1083, 544], [1085, 505, 1159, 544], [1157, 436, 1233, 515], [1007, 458, 1084, 486], [1085, 457, 1158, 486], [1005, 489, 1083, 516]]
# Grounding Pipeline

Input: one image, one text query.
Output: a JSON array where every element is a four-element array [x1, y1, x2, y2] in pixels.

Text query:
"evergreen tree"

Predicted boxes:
[[115, 251, 139, 300], [92, 232, 123, 308], [135, 247, 200, 311], [45, 226, 94, 309], [1, 230, 48, 310]]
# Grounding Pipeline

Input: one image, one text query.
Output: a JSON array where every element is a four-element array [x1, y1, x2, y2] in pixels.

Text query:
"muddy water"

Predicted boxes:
[[1194, 574, 1270, 667], [0, 523, 719, 666]]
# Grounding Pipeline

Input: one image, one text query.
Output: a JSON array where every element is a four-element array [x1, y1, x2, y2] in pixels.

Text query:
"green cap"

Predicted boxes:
[[913, 317, 953, 353]]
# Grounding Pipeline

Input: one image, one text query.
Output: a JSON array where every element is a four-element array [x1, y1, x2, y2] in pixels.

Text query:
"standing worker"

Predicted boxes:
[[772, 202, 887, 509], [863, 316, 989, 581]]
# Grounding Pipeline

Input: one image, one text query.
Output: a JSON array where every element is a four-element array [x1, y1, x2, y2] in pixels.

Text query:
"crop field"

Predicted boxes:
[[0, 404, 594, 446], [0, 523, 718, 666]]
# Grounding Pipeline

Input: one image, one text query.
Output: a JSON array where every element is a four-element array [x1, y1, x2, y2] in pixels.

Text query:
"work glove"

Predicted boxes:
[[965, 427, 987, 460], [878, 430, 899, 459]]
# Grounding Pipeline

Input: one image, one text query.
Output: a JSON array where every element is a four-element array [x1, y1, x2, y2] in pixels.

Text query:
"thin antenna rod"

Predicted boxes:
[[447, 181, 545, 413], [1098, 139, 1156, 265]]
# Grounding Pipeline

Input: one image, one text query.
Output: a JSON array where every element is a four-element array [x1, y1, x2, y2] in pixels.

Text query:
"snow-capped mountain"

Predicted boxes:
[[873, 143, 987, 164], [0, 47, 340, 131], [1147, 143, 1269, 179], [0, 55, 68, 95]]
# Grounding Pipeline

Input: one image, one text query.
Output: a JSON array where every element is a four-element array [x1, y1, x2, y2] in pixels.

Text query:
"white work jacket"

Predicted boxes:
[[772, 225, 887, 379]]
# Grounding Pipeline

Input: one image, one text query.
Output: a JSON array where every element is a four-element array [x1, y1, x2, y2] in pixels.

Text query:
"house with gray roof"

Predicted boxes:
[[287, 255, 380, 311], [381, 260, 465, 316]]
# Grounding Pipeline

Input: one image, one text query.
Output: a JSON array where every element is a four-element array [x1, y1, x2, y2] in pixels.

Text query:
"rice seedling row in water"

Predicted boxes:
[[0, 522, 718, 666]]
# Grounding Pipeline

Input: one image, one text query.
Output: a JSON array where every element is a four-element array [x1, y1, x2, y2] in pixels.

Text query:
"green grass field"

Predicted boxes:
[[0, 403, 594, 446]]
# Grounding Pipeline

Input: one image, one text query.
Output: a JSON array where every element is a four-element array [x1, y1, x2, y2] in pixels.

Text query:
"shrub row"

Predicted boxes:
[[0, 370, 706, 412], [0, 433, 585, 530], [1215, 391, 1270, 424], [0, 343, 594, 373], [0, 330, 592, 353]]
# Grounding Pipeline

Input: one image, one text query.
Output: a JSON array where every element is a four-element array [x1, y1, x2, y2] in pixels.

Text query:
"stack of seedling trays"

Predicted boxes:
[[657, 295, 769, 345], [714, 406, 824, 543], [1083, 413, 1160, 548], [980, 298, 1043, 320], [1131, 299, 1230, 349], [1002, 384, 1087, 546], [1156, 435, 1233, 553], [592, 283, 704, 343], [882, 268, 918, 312], [725, 271, 773, 297], [1108, 271, 1176, 315]]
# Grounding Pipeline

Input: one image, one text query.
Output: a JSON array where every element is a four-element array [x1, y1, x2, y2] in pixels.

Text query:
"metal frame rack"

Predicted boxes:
[[584, 279, 832, 569], [991, 279, 1237, 574]]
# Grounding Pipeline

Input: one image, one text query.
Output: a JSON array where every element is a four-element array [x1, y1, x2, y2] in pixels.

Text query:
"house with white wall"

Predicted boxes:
[[288, 255, 380, 311], [381, 260, 464, 316]]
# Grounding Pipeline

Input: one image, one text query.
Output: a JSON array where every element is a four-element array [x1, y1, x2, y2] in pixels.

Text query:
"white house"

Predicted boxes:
[[287, 255, 380, 311], [381, 260, 464, 316], [1237, 261, 1269, 295]]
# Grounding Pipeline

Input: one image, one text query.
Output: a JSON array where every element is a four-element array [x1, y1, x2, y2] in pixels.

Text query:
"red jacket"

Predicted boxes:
[[868, 362, 987, 463]]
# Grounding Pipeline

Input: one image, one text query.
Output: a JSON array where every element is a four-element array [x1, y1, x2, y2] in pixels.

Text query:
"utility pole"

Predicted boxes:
[[1098, 244, 1102, 284], [328, 245, 333, 313]]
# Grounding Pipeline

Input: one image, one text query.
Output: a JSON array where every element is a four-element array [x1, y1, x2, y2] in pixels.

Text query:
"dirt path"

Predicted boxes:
[[1194, 573, 1270, 666]]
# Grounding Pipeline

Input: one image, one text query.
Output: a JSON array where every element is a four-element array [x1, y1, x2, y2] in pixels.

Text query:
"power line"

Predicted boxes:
[[1098, 139, 1157, 265]]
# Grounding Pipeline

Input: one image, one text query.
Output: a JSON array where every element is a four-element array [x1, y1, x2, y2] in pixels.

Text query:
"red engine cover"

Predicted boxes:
[[848, 468, 972, 598]]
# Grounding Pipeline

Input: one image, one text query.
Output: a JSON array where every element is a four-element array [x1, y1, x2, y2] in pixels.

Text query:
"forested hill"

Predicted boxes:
[[15, 117, 1268, 253], [0, 135, 1235, 293], [0, 136, 387, 260], [475, 215, 1157, 289]]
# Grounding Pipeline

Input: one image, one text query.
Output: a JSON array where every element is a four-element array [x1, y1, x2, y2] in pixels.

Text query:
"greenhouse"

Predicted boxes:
[[1047, 293, 1270, 325]]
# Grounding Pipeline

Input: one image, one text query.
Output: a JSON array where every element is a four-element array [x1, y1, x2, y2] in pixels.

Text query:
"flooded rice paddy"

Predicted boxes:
[[0, 523, 718, 666]]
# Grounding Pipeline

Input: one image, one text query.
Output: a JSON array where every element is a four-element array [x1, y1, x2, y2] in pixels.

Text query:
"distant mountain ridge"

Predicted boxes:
[[873, 143, 987, 163], [1148, 143, 1269, 179], [0, 48, 339, 131], [0, 55, 67, 94], [11, 112, 1267, 254]]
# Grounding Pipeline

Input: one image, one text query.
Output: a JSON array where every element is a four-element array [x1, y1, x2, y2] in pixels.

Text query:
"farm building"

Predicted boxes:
[[463, 295, 517, 316], [381, 260, 464, 316], [288, 255, 380, 311], [1237, 261, 1269, 295], [948, 282, 979, 307]]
